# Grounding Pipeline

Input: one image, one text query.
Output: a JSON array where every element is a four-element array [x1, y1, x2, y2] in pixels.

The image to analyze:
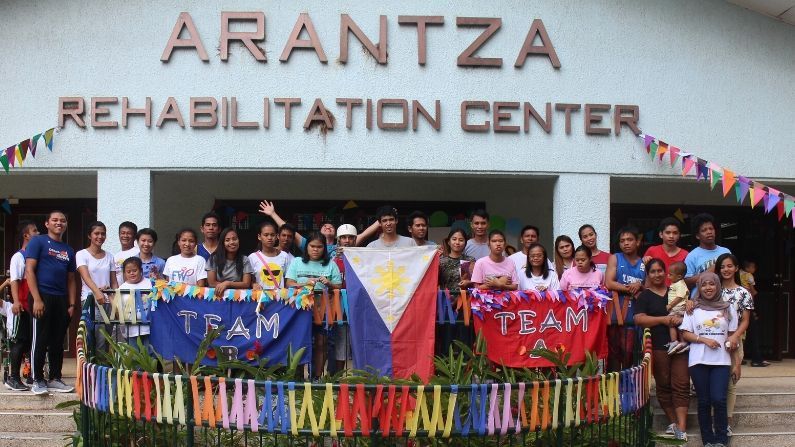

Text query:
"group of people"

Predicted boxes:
[[1, 203, 766, 446]]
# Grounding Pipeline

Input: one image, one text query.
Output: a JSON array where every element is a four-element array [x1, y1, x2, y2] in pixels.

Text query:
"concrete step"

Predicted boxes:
[[0, 390, 78, 411], [651, 392, 795, 412], [655, 426, 795, 447], [0, 432, 72, 447], [653, 410, 795, 432], [0, 410, 75, 433]]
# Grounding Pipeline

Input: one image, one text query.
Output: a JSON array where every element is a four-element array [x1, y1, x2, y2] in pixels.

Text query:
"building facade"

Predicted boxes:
[[1, 0, 794, 357]]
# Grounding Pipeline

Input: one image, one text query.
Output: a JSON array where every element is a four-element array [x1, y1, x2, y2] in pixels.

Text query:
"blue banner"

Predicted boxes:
[[150, 295, 312, 366]]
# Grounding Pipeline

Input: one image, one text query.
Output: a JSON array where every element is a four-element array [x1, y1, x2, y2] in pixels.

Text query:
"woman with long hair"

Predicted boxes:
[[207, 227, 253, 297], [634, 258, 689, 441], [554, 235, 575, 279], [437, 228, 475, 355]]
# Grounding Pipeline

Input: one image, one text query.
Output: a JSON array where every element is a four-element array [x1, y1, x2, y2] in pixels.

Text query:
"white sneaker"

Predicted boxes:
[[673, 427, 687, 441], [46, 379, 75, 393], [665, 423, 677, 435], [727, 425, 733, 436]]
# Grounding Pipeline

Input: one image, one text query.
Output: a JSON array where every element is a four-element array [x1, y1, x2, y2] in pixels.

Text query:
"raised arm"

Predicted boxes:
[[355, 220, 381, 246], [259, 200, 303, 246]]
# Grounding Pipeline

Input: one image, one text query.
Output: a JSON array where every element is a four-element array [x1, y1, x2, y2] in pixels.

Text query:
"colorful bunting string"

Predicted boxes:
[[468, 288, 611, 320], [640, 133, 795, 228], [0, 127, 58, 174], [75, 314, 654, 438]]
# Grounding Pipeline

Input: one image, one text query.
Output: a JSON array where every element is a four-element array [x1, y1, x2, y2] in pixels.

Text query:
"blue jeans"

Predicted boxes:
[[689, 364, 730, 445]]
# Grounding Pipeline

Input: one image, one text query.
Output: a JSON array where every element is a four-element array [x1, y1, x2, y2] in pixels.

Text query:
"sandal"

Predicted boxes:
[[750, 361, 770, 367]]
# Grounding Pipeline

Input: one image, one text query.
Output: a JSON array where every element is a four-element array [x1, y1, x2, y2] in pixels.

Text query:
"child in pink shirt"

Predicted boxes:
[[471, 230, 518, 290], [559, 245, 604, 290]]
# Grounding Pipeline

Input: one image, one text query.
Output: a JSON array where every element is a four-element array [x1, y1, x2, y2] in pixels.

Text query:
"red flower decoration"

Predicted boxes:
[[206, 347, 216, 360], [246, 349, 257, 361], [555, 343, 567, 353]]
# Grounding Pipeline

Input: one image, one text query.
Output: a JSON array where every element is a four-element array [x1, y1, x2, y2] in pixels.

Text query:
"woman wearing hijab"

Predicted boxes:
[[679, 272, 738, 447]]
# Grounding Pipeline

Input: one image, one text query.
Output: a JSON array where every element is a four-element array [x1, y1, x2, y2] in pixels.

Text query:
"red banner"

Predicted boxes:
[[472, 290, 608, 368]]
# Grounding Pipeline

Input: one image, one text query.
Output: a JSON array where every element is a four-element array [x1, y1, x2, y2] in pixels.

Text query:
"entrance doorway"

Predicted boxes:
[[611, 204, 795, 360], [1, 199, 97, 358]]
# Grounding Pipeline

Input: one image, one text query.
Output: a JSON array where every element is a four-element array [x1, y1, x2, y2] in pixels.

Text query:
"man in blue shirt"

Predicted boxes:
[[25, 210, 77, 395], [684, 213, 731, 297], [605, 226, 646, 372]]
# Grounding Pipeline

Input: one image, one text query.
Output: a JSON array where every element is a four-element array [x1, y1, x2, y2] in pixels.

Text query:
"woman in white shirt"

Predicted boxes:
[[518, 243, 560, 292], [679, 272, 737, 447], [76, 221, 118, 304]]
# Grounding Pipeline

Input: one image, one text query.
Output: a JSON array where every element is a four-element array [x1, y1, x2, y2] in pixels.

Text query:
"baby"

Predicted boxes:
[[666, 261, 689, 355]]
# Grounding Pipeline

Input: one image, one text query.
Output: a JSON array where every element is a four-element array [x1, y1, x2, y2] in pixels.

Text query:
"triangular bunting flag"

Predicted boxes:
[[785, 199, 795, 218], [0, 154, 8, 173], [18, 140, 29, 160], [1, 199, 11, 215], [777, 201, 786, 221], [649, 141, 659, 160], [657, 141, 668, 161], [735, 178, 750, 204], [695, 161, 709, 181], [709, 164, 722, 190], [750, 186, 765, 209], [343, 200, 358, 210], [43, 128, 54, 151], [682, 156, 695, 176], [722, 169, 736, 197], [643, 134, 654, 151], [14, 146, 23, 167], [674, 208, 685, 223], [29, 133, 41, 157], [765, 188, 781, 213], [669, 146, 680, 166], [5, 146, 15, 168]]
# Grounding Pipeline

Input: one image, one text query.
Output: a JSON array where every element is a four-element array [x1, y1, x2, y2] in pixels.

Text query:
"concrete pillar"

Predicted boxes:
[[97, 169, 151, 254], [553, 173, 611, 252]]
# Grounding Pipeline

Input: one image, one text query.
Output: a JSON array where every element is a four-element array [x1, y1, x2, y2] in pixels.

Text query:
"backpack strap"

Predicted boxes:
[[254, 252, 280, 287]]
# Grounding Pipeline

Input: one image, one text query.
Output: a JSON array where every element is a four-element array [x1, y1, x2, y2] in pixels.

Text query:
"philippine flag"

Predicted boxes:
[[343, 246, 439, 382]]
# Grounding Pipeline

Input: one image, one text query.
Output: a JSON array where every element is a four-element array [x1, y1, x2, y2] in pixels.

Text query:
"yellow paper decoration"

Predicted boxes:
[[551, 379, 562, 430], [125, 370, 133, 417], [174, 375, 186, 425], [316, 383, 338, 437], [574, 378, 583, 426], [117, 369, 124, 416], [441, 387, 458, 438], [108, 368, 115, 415], [296, 382, 320, 437], [163, 374, 173, 423], [154, 373, 163, 423], [563, 378, 573, 428], [288, 386, 298, 436]]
